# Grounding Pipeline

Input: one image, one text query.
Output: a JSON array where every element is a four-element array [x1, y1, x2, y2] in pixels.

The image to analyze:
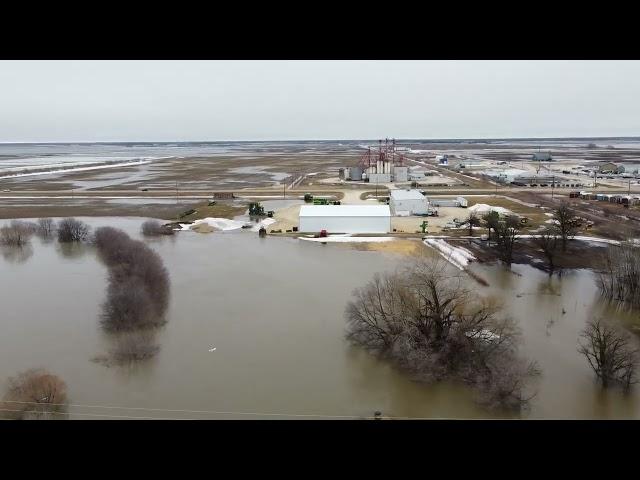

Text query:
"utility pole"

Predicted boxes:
[[551, 176, 555, 199]]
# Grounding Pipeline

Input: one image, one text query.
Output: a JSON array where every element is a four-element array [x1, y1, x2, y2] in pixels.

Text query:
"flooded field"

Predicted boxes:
[[1, 217, 640, 419]]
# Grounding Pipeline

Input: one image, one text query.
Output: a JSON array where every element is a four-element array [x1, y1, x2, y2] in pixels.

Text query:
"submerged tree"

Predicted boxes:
[[553, 203, 578, 251], [494, 215, 521, 265], [141, 220, 174, 237], [598, 243, 640, 307], [345, 257, 539, 411], [0, 220, 35, 246], [57, 218, 90, 243], [36, 218, 56, 238], [578, 318, 639, 390], [94, 227, 170, 333], [533, 227, 559, 272], [1, 369, 68, 420]]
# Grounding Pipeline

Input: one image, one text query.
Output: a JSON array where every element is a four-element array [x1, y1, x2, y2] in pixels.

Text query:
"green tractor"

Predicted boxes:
[[313, 198, 329, 205], [249, 202, 265, 216]]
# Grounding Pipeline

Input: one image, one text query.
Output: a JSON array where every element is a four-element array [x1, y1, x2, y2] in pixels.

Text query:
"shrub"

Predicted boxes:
[[37, 218, 56, 238], [141, 220, 174, 236], [1, 369, 68, 420], [0, 220, 35, 246], [57, 218, 90, 243]]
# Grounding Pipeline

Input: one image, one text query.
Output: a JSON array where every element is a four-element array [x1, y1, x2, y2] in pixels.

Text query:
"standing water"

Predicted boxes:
[[1, 217, 639, 419]]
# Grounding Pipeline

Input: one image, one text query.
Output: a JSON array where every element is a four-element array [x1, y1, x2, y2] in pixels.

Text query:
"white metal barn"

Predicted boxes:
[[389, 189, 429, 215], [298, 205, 391, 233]]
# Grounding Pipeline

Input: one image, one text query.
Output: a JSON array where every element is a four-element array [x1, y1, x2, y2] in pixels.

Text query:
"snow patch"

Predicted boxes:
[[423, 239, 476, 270], [468, 203, 512, 216], [178, 217, 246, 232], [299, 236, 394, 243]]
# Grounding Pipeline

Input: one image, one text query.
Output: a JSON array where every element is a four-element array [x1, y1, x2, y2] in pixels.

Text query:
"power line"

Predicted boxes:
[[0, 399, 456, 420]]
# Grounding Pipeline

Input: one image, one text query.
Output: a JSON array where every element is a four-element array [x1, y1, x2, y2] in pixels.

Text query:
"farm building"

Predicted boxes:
[[389, 189, 429, 215], [298, 205, 391, 234]]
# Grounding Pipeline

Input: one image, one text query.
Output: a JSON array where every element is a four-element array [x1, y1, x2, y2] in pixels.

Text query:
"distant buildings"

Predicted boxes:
[[598, 162, 625, 174]]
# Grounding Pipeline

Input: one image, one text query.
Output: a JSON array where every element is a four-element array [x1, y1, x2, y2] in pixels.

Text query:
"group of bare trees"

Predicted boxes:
[[468, 202, 580, 271], [345, 257, 540, 411], [0, 369, 68, 420], [93, 227, 170, 363], [598, 242, 640, 307], [0, 217, 91, 247]]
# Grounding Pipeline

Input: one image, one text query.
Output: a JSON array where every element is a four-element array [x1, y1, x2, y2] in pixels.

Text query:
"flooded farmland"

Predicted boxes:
[[1, 217, 640, 419]]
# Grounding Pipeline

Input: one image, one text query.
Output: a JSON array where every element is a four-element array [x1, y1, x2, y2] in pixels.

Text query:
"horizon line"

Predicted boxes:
[[1, 135, 640, 144]]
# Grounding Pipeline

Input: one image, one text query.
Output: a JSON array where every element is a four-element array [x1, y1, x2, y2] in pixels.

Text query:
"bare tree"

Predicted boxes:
[[482, 211, 501, 244], [57, 218, 90, 243], [598, 243, 640, 307], [0, 220, 35, 246], [533, 228, 559, 272], [494, 215, 521, 265], [345, 257, 539, 410], [141, 220, 174, 237], [1, 369, 68, 420], [465, 212, 481, 237], [553, 202, 578, 251], [37, 218, 56, 238], [578, 318, 639, 390]]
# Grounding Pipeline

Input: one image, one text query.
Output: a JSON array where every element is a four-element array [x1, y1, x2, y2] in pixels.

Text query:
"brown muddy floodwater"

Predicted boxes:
[[1, 217, 640, 419]]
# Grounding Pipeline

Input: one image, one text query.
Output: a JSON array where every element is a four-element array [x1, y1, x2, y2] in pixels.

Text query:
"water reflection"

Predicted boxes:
[[1, 244, 33, 264], [55, 241, 91, 260]]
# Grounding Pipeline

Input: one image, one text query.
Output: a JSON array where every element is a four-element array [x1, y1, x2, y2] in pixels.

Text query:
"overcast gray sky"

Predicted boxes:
[[0, 60, 638, 142]]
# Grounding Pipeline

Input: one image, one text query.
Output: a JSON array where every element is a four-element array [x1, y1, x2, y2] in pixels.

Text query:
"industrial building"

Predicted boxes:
[[389, 189, 429, 216], [343, 138, 412, 183], [298, 205, 391, 234]]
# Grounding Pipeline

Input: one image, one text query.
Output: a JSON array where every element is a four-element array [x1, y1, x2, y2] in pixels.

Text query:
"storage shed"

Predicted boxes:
[[389, 189, 429, 215], [298, 205, 391, 233]]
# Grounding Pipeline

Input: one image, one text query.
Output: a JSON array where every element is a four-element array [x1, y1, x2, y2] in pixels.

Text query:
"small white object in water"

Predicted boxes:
[[208, 347, 217, 352]]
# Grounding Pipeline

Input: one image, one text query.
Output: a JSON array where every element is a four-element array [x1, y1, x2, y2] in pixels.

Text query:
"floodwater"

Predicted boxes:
[[1, 217, 640, 419]]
